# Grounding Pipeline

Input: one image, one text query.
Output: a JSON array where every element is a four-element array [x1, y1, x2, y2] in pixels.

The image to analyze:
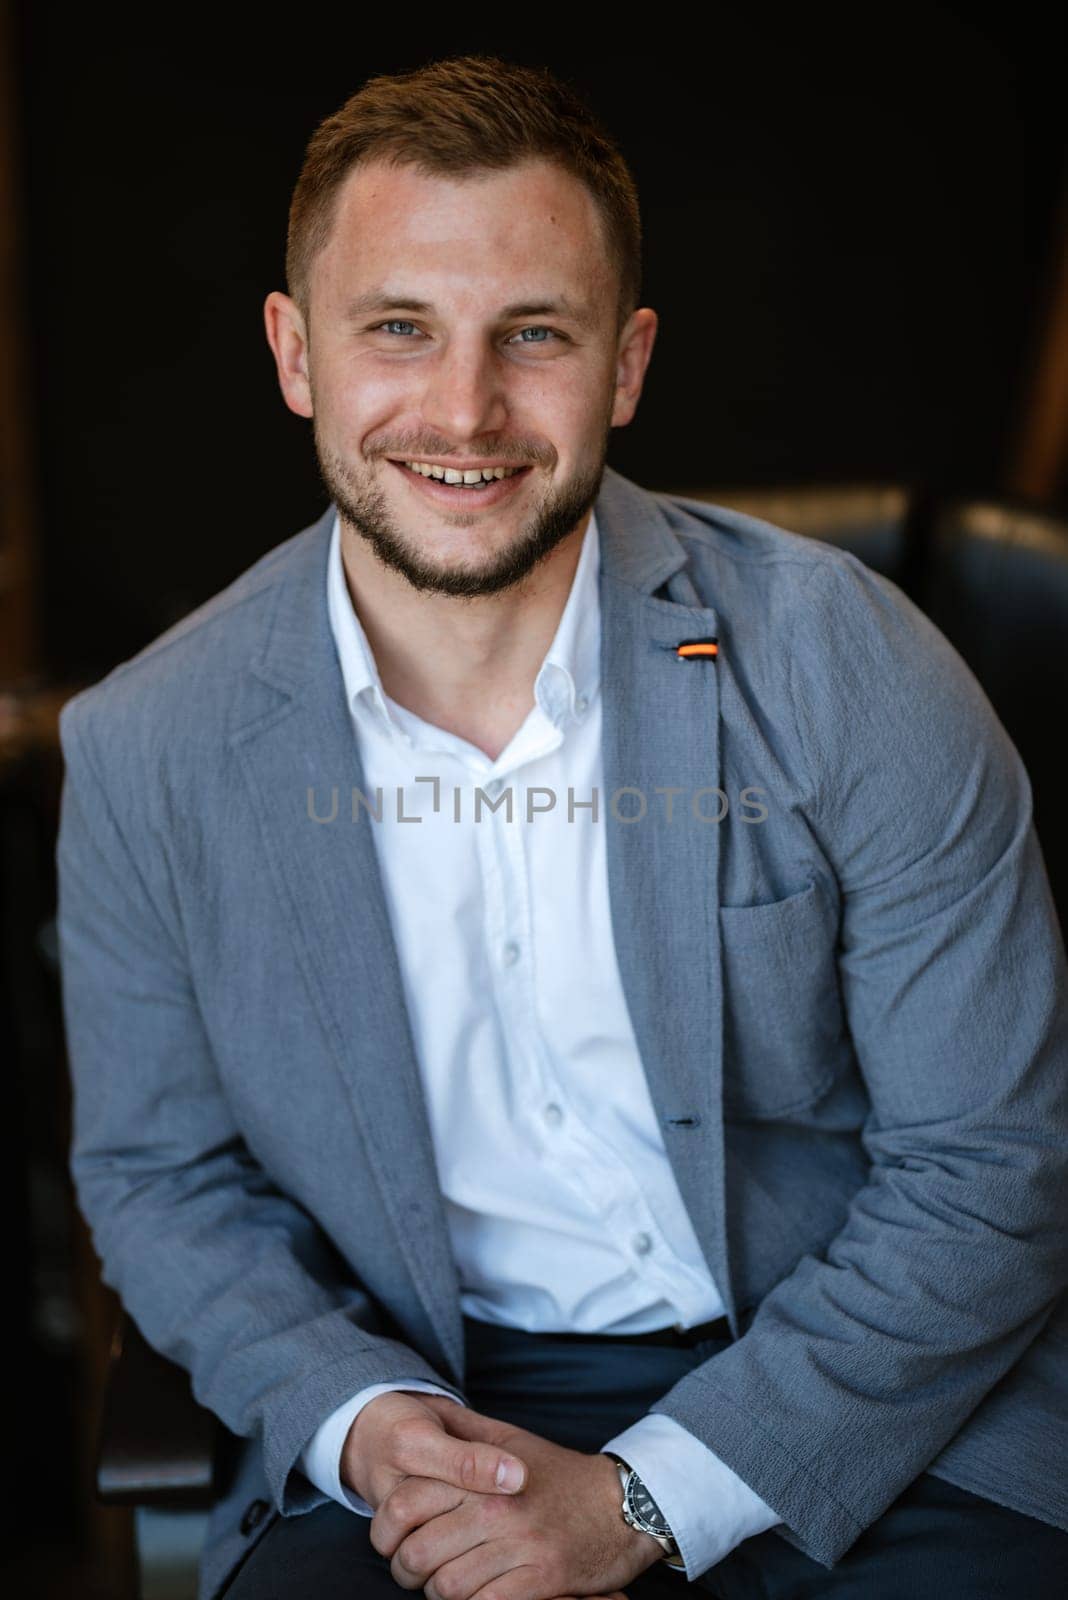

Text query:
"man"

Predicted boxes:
[[56, 53, 1068, 1600]]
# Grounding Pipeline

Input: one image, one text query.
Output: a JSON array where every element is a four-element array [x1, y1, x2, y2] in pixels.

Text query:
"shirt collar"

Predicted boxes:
[[326, 505, 601, 741]]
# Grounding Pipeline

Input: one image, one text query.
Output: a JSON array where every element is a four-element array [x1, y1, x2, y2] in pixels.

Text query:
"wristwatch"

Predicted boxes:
[[603, 1451, 686, 1571]]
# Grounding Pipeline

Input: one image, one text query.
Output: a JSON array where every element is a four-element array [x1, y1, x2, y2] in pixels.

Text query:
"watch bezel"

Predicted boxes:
[[606, 1451, 682, 1565], [622, 1468, 672, 1537]]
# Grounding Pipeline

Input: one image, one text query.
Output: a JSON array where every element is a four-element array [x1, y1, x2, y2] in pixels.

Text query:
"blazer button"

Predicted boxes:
[[240, 1498, 270, 1536]]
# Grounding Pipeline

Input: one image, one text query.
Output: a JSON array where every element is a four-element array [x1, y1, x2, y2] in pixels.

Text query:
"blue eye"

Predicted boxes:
[[369, 321, 561, 345]]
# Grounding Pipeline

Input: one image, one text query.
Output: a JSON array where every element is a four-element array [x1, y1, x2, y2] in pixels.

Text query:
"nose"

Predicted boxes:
[[419, 334, 509, 444]]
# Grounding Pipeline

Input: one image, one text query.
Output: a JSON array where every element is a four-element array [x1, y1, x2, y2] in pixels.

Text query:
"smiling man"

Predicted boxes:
[[57, 52, 1068, 1600]]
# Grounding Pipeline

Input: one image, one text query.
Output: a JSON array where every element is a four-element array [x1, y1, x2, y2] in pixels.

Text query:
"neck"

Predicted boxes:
[[338, 512, 590, 759]]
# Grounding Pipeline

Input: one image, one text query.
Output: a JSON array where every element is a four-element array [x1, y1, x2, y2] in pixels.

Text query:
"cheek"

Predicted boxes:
[[543, 359, 615, 428], [317, 371, 409, 445], [508, 373, 601, 443], [320, 347, 408, 408]]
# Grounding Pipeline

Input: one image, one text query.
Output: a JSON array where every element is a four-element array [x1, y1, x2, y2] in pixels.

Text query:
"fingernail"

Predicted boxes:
[[497, 1459, 524, 1491]]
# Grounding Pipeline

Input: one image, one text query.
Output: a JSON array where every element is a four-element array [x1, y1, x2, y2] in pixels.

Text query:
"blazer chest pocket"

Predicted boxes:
[[719, 876, 847, 1120]]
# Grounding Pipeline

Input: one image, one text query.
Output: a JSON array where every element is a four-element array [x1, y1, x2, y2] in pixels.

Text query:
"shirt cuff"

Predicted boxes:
[[601, 1413, 784, 1580], [300, 1382, 469, 1513]]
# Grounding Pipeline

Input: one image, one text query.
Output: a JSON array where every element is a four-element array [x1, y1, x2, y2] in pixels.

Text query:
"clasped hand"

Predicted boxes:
[[368, 1397, 664, 1600]]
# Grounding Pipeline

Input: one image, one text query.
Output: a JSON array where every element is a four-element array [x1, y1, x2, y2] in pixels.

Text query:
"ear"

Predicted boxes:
[[263, 291, 313, 418], [610, 307, 659, 430]]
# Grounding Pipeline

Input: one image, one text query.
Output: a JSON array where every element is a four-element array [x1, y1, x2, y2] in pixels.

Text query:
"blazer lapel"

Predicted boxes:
[[230, 506, 468, 1381], [230, 467, 734, 1392], [596, 469, 734, 1333]]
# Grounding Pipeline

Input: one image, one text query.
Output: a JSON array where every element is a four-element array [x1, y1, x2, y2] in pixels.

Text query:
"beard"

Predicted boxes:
[[312, 414, 612, 600]]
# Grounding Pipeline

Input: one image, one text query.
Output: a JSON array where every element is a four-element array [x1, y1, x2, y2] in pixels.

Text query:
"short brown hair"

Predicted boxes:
[[285, 54, 642, 335]]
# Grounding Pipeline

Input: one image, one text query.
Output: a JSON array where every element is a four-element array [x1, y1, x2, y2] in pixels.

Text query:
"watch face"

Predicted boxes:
[[626, 1475, 671, 1537]]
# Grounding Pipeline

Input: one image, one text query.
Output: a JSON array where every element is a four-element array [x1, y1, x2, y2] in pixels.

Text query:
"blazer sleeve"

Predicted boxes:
[[55, 693, 469, 1519], [646, 553, 1068, 1568]]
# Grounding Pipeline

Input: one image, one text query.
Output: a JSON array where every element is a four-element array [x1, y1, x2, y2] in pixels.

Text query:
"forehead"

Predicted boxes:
[[316, 156, 614, 311]]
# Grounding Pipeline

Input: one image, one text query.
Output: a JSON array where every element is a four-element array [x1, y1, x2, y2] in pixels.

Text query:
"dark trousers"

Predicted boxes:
[[221, 1313, 1068, 1598]]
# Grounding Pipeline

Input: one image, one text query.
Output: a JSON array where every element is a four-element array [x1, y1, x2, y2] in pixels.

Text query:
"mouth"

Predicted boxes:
[[388, 459, 533, 508]]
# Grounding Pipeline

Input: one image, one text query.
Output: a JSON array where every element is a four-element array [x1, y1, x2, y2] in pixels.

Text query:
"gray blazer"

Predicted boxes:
[[55, 465, 1068, 1600]]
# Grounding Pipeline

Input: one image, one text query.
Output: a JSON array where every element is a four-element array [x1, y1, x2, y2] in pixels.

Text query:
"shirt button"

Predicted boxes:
[[486, 777, 503, 796], [632, 1231, 653, 1256], [543, 1102, 564, 1126], [501, 940, 520, 967], [575, 694, 589, 716]]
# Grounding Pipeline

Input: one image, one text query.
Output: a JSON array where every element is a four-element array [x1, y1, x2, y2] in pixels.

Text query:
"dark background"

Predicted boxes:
[[14, 5, 1068, 683], [4, 6, 1067, 1595]]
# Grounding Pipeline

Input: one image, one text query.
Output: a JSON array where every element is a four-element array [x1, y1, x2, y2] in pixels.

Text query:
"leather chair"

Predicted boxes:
[[84, 482, 1068, 1597], [675, 482, 915, 589], [919, 498, 1068, 930]]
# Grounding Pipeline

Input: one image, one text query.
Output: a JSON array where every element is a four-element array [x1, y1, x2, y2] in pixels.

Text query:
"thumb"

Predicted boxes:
[[408, 1403, 528, 1494], [431, 1402, 511, 1443]]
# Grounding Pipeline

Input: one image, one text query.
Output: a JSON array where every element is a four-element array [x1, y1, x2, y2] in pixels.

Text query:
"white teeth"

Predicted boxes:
[[402, 461, 522, 483]]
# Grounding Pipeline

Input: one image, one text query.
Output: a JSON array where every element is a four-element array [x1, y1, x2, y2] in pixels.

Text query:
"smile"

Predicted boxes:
[[389, 459, 532, 507]]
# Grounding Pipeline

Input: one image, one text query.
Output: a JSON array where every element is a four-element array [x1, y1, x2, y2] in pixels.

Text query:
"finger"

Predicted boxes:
[[399, 1528, 526, 1599], [370, 1474, 465, 1560], [395, 1411, 528, 1495]]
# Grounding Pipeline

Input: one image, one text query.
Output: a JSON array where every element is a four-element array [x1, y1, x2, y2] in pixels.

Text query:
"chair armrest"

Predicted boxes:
[[95, 1311, 222, 1508]]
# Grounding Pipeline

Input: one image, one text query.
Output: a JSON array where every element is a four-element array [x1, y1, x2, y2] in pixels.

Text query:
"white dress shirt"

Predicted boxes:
[[299, 506, 783, 1579]]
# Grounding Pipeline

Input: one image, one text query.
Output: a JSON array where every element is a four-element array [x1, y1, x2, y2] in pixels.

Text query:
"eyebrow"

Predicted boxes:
[[343, 289, 599, 331]]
